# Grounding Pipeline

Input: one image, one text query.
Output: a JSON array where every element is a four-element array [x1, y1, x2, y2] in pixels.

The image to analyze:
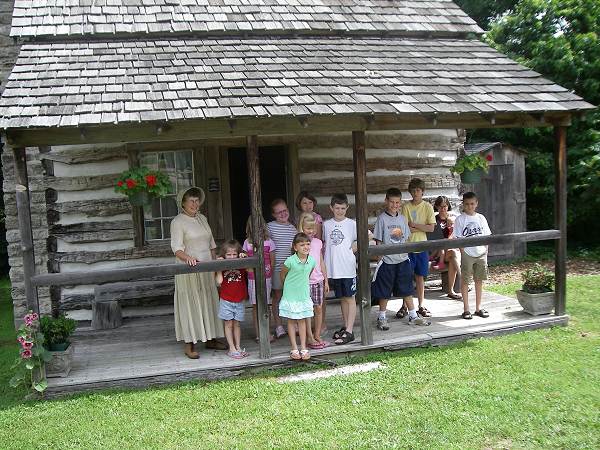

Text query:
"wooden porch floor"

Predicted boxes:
[[47, 288, 567, 396]]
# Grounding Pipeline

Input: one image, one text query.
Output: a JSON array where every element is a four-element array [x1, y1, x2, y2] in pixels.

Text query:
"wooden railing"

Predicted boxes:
[[31, 256, 259, 287]]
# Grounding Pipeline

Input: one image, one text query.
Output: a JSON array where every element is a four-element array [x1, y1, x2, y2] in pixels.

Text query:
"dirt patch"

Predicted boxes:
[[488, 258, 600, 285]]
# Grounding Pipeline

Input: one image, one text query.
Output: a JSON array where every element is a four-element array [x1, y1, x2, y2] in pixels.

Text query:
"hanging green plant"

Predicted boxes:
[[114, 167, 172, 205], [450, 153, 493, 175]]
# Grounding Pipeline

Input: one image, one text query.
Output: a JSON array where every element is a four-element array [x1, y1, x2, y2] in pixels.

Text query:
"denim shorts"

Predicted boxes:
[[218, 299, 245, 321]]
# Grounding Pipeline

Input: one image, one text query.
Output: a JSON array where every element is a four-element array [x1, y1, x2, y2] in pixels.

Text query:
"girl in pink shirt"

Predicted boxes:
[[297, 212, 329, 349], [295, 191, 323, 240]]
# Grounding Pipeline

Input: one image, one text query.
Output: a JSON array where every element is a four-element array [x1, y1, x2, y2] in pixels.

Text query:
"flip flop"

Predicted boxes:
[[227, 351, 245, 359], [308, 340, 330, 350], [300, 349, 311, 360], [289, 349, 301, 360]]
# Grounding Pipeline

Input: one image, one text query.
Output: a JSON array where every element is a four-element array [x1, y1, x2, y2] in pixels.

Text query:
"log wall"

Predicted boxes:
[[2, 129, 464, 319], [297, 130, 463, 222]]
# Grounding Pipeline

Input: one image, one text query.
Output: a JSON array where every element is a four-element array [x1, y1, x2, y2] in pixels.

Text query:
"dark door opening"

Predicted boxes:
[[228, 146, 288, 243]]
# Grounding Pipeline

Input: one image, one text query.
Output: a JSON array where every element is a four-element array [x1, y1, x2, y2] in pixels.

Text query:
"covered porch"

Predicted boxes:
[[45, 287, 567, 396]]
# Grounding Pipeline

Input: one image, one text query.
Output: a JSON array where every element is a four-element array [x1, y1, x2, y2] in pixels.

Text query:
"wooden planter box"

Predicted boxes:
[[46, 343, 74, 378], [516, 290, 555, 316]]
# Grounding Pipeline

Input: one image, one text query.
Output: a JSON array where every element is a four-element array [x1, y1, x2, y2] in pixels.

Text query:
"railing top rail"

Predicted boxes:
[[31, 256, 259, 287], [368, 230, 560, 257]]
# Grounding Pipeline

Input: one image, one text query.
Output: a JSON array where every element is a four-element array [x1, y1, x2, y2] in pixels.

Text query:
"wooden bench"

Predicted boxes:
[[92, 280, 174, 330]]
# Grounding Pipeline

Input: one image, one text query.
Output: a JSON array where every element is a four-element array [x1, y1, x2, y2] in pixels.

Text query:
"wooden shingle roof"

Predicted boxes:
[[10, 0, 481, 38], [0, 37, 592, 130]]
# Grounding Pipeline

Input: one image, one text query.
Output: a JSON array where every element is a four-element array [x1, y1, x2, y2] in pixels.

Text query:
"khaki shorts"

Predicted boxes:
[[461, 252, 488, 282]]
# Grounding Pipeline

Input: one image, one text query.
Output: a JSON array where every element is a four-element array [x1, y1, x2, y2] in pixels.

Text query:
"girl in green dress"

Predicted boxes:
[[279, 233, 316, 361]]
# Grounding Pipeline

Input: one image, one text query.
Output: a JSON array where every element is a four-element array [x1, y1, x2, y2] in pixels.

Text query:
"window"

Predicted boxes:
[[139, 151, 194, 241]]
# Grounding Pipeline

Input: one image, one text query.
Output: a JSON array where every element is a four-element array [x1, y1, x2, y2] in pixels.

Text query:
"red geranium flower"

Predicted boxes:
[[486, 154, 493, 162], [117, 180, 124, 187], [145, 174, 157, 187], [125, 178, 136, 189]]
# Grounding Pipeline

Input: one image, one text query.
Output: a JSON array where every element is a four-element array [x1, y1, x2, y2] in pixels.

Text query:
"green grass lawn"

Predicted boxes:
[[0, 276, 598, 449]]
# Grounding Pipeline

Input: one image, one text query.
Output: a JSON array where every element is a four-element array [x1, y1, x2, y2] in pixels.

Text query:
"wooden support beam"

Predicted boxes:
[[352, 130, 372, 345], [246, 135, 271, 359], [5, 112, 575, 147], [127, 149, 145, 249], [12, 147, 40, 313], [31, 256, 259, 287], [369, 230, 561, 257], [554, 126, 567, 315], [11, 146, 44, 381]]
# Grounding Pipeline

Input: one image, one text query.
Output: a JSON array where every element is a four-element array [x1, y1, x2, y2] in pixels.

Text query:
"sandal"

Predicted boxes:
[[227, 351, 245, 359], [300, 349, 311, 361], [417, 306, 432, 318], [334, 330, 355, 345], [395, 305, 408, 319], [461, 311, 473, 320], [474, 309, 489, 318], [332, 327, 346, 340], [447, 292, 462, 300], [289, 349, 301, 360]]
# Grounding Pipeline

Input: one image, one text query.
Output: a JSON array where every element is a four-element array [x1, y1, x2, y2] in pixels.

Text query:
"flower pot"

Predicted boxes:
[[48, 342, 69, 351], [45, 343, 74, 378], [460, 167, 485, 184], [516, 290, 555, 316], [128, 191, 153, 207]]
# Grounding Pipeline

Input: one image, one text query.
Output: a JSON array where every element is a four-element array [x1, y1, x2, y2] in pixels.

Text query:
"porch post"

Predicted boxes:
[[554, 126, 567, 315], [12, 147, 40, 314], [352, 131, 373, 345], [246, 135, 271, 358]]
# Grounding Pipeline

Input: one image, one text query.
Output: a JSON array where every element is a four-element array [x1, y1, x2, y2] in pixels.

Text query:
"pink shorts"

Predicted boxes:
[[247, 278, 272, 305]]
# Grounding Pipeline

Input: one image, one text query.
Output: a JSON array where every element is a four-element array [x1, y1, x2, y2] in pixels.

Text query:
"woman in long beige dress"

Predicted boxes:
[[170, 186, 225, 359]]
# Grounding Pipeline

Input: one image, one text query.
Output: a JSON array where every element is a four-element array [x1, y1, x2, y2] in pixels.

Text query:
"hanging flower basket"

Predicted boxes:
[[450, 152, 493, 184], [128, 191, 153, 207], [460, 167, 485, 184], [115, 167, 172, 206]]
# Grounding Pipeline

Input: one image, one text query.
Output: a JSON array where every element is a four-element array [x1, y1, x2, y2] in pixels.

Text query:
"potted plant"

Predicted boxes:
[[115, 166, 172, 206], [450, 152, 493, 184], [40, 315, 77, 377], [516, 263, 555, 315]]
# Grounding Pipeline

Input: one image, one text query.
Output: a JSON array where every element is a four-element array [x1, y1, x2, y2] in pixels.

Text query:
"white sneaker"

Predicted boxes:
[[408, 315, 431, 326]]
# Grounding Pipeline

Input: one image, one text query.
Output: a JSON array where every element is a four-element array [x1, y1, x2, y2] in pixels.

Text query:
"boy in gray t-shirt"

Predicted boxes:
[[371, 188, 430, 330]]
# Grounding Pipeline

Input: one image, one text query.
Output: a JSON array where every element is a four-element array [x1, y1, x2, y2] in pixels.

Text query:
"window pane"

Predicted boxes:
[[162, 196, 178, 217], [142, 150, 194, 240], [144, 220, 162, 241]]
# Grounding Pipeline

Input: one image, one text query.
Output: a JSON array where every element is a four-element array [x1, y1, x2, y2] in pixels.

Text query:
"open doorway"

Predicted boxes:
[[227, 146, 288, 242]]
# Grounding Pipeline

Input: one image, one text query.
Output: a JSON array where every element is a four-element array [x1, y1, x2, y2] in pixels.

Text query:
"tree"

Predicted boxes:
[[454, 0, 519, 30], [466, 0, 600, 242]]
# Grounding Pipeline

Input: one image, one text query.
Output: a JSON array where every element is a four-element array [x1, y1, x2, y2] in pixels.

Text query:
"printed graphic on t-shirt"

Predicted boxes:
[[388, 225, 404, 244], [461, 221, 485, 238], [329, 227, 345, 245], [224, 270, 243, 283]]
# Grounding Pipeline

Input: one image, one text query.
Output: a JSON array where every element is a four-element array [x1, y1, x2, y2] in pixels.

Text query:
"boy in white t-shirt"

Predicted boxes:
[[452, 192, 492, 320], [323, 193, 357, 345]]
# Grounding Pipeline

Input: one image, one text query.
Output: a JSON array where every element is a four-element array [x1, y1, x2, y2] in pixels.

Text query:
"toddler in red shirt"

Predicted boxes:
[[216, 239, 249, 359]]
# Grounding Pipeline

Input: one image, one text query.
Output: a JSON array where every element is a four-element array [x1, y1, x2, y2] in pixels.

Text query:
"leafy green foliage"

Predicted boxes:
[[465, 0, 600, 242], [454, 0, 519, 29], [450, 152, 492, 174], [39, 315, 77, 348], [114, 166, 172, 198], [521, 263, 555, 293]]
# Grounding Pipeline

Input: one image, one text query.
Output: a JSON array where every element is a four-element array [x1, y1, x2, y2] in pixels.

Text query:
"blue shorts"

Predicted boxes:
[[409, 252, 429, 277], [329, 277, 356, 298], [218, 299, 245, 321], [371, 260, 414, 304]]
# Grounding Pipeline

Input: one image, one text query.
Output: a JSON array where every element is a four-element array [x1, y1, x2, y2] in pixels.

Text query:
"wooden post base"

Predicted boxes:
[[92, 301, 123, 330]]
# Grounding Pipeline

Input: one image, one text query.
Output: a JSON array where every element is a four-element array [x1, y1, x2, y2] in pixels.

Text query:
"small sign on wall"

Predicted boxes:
[[208, 177, 220, 192]]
